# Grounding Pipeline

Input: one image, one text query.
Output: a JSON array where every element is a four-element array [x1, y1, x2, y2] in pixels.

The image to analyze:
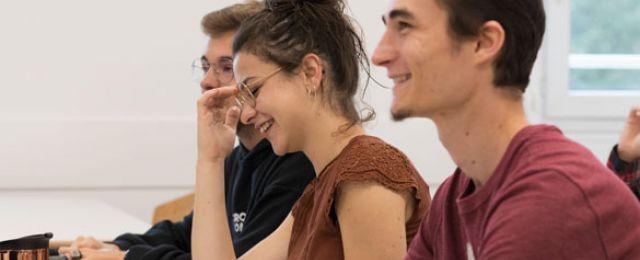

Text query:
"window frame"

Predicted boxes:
[[544, 0, 640, 119]]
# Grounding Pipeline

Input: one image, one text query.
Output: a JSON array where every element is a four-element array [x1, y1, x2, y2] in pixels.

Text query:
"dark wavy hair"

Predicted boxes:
[[232, 0, 373, 127]]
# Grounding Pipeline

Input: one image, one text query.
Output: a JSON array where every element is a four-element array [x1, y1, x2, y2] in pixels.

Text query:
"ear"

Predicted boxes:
[[300, 53, 324, 93], [474, 20, 505, 66]]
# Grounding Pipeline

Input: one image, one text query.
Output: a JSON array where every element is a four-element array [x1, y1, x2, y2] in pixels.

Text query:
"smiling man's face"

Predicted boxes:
[[372, 0, 479, 120]]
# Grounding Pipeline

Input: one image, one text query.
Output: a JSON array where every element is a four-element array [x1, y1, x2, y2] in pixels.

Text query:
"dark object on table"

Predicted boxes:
[[0, 232, 53, 260]]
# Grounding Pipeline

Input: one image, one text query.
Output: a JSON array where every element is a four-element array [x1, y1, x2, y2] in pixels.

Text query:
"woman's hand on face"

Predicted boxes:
[[197, 86, 241, 162]]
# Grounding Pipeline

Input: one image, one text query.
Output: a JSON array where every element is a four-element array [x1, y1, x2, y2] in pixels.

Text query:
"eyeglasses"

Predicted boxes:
[[191, 57, 234, 84], [235, 68, 283, 108]]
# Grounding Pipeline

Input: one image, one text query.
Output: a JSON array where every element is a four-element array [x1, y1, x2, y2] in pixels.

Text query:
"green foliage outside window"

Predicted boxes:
[[570, 0, 640, 90]]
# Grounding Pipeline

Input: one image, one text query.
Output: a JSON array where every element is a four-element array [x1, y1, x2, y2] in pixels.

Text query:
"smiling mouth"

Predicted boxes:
[[391, 74, 412, 84], [259, 119, 274, 134]]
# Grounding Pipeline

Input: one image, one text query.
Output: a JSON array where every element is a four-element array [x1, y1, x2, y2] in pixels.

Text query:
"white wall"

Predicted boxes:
[[0, 0, 220, 222], [0, 0, 624, 227]]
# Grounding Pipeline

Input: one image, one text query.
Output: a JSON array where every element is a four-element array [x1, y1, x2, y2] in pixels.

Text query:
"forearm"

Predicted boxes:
[[114, 218, 189, 250], [125, 244, 192, 260], [607, 146, 640, 200], [192, 160, 235, 260], [608, 145, 639, 181]]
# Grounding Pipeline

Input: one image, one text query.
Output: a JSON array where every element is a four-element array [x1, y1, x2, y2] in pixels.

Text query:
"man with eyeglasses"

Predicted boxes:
[[59, 2, 314, 259]]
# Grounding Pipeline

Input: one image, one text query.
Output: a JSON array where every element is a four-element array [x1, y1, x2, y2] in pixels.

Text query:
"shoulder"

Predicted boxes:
[[333, 135, 421, 185], [331, 136, 431, 220], [489, 125, 640, 232], [487, 162, 640, 233], [506, 125, 612, 183], [480, 168, 640, 258], [513, 125, 595, 164]]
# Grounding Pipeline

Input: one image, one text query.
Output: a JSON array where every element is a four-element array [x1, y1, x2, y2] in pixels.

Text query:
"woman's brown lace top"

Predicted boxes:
[[287, 135, 431, 259]]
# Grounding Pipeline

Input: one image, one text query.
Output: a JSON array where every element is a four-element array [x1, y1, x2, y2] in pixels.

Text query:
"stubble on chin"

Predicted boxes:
[[391, 101, 412, 121], [391, 110, 410, 122]]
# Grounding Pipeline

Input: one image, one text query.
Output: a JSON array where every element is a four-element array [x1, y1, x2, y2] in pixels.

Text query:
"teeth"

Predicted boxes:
[[392, 74, 411, 84], [259, 120, 273, 134]]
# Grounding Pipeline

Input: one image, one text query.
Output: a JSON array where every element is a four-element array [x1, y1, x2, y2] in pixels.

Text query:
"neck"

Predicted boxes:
[[431, 85, 529, 187], [237, 127, 263, 151], [301, 113, 365, 175]]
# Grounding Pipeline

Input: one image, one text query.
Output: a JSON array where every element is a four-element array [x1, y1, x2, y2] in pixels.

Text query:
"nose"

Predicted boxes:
[[372, 30, 395, 67], [200, 69, 219, 93], [239, 104, 257, 126]]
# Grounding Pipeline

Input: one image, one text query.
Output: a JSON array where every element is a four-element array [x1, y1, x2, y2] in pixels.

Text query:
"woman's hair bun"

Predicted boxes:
[[265, 0, 341, 13]]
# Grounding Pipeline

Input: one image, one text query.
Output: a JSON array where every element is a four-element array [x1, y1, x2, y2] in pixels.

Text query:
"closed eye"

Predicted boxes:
[[240, 77, 262, 97], [396, 21, 412, 32], [249, 84, 263, 96]]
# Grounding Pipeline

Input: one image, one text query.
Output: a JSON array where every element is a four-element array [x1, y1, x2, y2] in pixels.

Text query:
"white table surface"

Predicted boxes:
[[0, 196, 150, 242]]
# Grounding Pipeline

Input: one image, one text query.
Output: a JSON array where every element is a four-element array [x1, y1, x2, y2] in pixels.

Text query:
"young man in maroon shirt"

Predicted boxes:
[[373, 0, 640, 259]]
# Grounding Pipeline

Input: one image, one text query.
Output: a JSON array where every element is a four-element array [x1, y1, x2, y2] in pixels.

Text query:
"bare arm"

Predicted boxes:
[[335, 181, 415, 260], [58, 236, 122, 260], [192, 86, 293, 259], [192, 87, 240, 260], [237, 214, 293, 260], [192, 160, 235, 260], [194, 199, 292, 260]]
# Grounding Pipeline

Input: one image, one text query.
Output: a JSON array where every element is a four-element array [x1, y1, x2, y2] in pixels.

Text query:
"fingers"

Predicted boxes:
[[73, 235, 83, 247], [58, 246, 72, 255], [60, 236, 84, 259], [225, 106, 241, 132], [60, 247, 123, 260], [198, 86, 238, 110], [198, 86, 242, 131], [626, 105, 640, 124], [619, 106, 640, 162], [69, 236, 101, 249], [77, 236, 102, 249], [59, 235, 106, 258], [58, 247, 80, 260]]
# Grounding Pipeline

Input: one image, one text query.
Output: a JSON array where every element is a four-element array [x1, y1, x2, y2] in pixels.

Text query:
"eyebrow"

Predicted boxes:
[[217, 56, 232, 63], [200, 55, 233, 64], [382, 8, 415, 24]]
